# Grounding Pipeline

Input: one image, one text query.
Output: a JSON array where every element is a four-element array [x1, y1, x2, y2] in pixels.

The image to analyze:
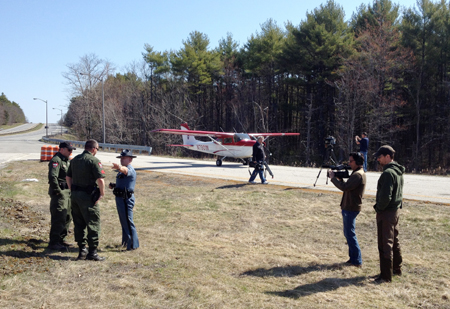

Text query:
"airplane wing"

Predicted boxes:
[[151, 128, 235, 139], [248, 132, 300, 138]]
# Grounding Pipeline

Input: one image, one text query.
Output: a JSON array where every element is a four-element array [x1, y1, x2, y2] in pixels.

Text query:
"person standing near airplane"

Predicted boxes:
[[355, 132, 369, 172], [248, 136, 268, 184]]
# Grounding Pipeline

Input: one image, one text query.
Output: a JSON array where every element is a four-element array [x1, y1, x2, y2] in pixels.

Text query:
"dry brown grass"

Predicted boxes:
[[0, 160, 449, 308]]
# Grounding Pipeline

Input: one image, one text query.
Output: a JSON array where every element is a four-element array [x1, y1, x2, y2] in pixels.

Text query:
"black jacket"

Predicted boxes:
[[252, 141, 265, 162]]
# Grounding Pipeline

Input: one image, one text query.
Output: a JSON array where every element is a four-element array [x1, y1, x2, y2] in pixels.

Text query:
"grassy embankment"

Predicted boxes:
[[0, 160, 449, 308]]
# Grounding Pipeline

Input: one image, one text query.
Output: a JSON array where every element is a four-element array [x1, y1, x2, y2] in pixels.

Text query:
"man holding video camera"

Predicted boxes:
[[328, 152, 366, 267]]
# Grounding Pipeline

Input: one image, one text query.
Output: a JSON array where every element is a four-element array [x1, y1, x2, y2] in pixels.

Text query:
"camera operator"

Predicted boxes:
[[248, 136, 268, 184], [328, 152, 366, 267]]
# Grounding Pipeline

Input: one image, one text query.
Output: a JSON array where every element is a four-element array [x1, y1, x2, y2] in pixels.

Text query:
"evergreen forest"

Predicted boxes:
[[0, 93, 26, 126], [62, 0, 450, 172]]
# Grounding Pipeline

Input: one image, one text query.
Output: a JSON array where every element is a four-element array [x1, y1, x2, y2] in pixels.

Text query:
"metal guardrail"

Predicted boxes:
[[42, 137, 152, 155]]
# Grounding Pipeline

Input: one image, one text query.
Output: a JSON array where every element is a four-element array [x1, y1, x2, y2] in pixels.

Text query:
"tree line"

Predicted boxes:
[[0, 93, 26, 126], [63, 0, 450, 172]]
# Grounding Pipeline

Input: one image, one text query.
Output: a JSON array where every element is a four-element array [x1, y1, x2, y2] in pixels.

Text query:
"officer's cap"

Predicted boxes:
[[59, 141, 76, 151], [117, 149, 136, 158]]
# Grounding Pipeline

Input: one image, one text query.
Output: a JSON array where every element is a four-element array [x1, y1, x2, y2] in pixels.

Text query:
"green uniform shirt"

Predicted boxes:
[[67, 150, 105, 187], [48, 152, 70, 195]]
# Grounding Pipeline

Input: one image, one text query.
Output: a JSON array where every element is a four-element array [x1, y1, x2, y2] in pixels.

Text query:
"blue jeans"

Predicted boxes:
[[116, 195, 139, 250], [249, 168, 266, 183], [342, 209, 362, 265], [361, 151, 368, 172]]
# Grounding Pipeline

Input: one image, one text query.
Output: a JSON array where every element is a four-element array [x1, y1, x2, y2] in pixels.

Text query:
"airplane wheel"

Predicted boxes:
[[216, 159, 222, 166], [243, 159, 249, 165]]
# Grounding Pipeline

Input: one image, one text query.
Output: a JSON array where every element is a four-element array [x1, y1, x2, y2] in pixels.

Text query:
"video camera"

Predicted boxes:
[[324, 136, 336, 146], [323, 164, 351, 179]]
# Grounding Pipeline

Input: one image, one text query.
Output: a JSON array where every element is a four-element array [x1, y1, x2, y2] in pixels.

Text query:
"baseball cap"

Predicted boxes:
[[374, 145, 395, 158], [59, 141, 76, 151]]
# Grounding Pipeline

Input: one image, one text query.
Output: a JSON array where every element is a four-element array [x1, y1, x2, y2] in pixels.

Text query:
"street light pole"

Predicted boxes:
[[34, 98, 48, 137], [101, 77, 105, 144], [53, 107, 63, 136]]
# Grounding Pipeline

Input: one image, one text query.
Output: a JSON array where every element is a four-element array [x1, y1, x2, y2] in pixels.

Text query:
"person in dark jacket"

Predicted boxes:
[[248, 136, 268, 184], [47, 141, 76, 250], [355, 132, 369, 172], [329, 152, 366, 267], [372, 145, 405, 283]]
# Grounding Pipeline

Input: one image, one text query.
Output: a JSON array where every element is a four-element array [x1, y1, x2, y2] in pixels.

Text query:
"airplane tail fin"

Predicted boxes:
[[181, 123, 196, 145]]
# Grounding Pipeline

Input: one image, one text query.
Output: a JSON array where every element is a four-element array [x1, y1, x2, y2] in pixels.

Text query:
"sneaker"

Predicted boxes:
[[262, 181, 269, 184], [248, 181, 257, 184]]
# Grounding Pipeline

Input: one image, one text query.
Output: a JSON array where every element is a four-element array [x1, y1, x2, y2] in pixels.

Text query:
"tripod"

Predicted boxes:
[[313, 144, 338, 186]]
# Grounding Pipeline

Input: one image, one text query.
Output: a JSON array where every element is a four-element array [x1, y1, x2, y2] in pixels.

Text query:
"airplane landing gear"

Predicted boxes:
[[216, 159, 222, 166]]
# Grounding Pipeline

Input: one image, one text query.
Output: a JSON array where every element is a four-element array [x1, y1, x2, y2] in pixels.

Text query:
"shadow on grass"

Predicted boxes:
[[216, 184, 249, 189], [266, 276, 367, 298], [242, 263, 348, 277], [0, 237, 76, 261]]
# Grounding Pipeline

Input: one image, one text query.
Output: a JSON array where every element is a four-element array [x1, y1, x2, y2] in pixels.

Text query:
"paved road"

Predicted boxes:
[[0, 123, 38, 134], [1, 130, 449, 205]]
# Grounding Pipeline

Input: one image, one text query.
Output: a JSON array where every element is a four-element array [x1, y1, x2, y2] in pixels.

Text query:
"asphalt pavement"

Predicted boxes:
[[1, 126, 449, 205]]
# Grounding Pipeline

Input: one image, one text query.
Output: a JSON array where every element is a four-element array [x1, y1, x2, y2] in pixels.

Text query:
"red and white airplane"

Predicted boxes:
[[151, 123, 299, 166]]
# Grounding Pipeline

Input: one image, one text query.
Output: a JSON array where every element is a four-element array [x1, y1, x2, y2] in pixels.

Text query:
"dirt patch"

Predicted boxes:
[[0, 197, 51, 276]]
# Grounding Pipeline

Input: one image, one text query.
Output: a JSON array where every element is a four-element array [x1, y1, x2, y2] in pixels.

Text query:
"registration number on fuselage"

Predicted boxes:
[[197, 145, 209, 151]]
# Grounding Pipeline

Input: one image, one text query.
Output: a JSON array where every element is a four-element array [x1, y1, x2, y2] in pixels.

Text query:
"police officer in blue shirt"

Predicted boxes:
[[109, 149, 139, 251]]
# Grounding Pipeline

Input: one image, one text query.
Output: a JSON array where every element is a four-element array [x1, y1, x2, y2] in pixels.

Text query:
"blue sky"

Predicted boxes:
[[1, 0, 418, 123]]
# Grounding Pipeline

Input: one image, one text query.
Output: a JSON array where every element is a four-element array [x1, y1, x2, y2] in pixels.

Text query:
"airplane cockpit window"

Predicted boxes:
[[234, 133, 250, 142]]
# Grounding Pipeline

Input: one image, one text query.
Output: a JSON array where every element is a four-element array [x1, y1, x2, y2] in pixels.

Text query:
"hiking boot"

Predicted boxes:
[[76, 246, 88, 260], [86, 248, 105, 261], [374, 276, 391, 283], [345, 259, 362, 268]]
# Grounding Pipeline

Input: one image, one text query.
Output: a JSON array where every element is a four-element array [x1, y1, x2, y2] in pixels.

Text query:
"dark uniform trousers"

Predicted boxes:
[[49, 190, 71, 244], [376, 209, 403, 281], [71, 191, 101, 248]]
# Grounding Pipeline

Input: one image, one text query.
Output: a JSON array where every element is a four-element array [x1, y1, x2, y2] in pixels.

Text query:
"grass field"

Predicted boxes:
[[0, 160, 449, 308]]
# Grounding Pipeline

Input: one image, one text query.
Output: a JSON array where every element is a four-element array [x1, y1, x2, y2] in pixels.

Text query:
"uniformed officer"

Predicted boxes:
[[109, 149, 139, 251], [66, 139, 106, 261], [47, 141, 76, 250]]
